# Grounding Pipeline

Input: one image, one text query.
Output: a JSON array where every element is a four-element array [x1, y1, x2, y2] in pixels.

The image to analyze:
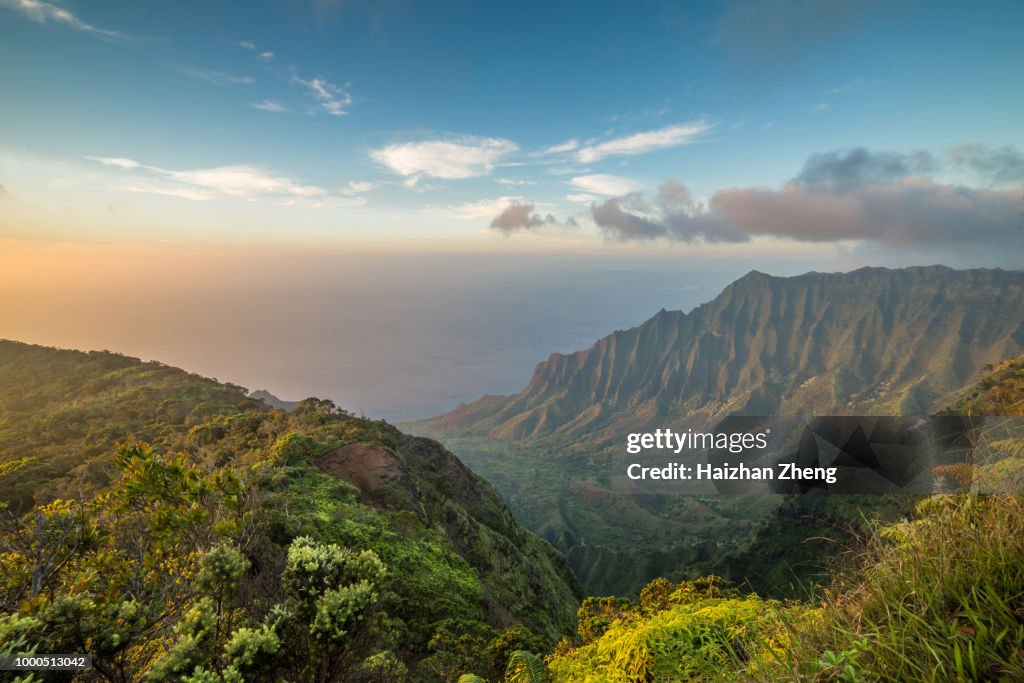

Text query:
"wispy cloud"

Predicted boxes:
[[90, 157, 140, 170], [88, 156, 328, 202], [234, 40, 273, 61], [533, 139, 579, 156], [575, 122, 712, 163], [1, 0, 129, 39], [566, 193, 598, 203], [114, 183, 220, 202], [370, 137, 518, 181], [441, 196, 527, 221], [570, 174, 642, 196], [496, 177, 533, 186], [293, 76, 351, 116], [341, 181, 378, 194], [250, 100, 288, 113], [177, 66, 256, 86]]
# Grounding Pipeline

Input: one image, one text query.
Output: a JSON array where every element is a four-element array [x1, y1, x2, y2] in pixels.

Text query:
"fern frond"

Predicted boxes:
[[505, 650, 549, 683]]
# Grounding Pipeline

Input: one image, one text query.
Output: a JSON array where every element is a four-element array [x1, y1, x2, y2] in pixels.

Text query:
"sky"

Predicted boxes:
[[1, 0, 1023, 418]]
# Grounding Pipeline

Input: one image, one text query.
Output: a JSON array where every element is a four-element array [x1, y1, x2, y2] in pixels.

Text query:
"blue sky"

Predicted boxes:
[[2, 0, 1022, 254], [1, 0, 1023, 418]]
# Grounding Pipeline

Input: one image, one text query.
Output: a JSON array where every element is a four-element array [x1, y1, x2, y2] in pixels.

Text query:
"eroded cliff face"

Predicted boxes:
[[428, 267, 1024, 446]]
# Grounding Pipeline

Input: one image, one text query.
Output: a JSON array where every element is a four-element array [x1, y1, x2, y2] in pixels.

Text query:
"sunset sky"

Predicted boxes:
[[1, 0, 1023, 418]]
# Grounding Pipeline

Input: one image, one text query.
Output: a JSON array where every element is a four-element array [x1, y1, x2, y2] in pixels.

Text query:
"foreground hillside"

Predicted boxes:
[[410, 266, 1024, 595], [0, 340, 259, 511], [0, 341, 580, 681]]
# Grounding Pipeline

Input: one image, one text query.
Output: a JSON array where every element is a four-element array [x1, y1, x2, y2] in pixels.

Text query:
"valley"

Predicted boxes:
[[409, 266, 1024, 595]]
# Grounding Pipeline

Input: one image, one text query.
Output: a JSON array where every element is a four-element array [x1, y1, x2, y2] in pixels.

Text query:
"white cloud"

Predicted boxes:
[[439, 196, 525, 221], [250, 100, 287, 113], [239, 40, 255, 49], [279, 195, 366, 209], [89, 157, 140, 170], [496, 177, 533, 186], [88, 156, 327, 201], [815, 102, 829, 111], [342, 181, 377, 194], [115, 184, 219, 202], [1, 0, 127, 39], [566, 193, 599, 203], [570, 174, 642, 196], [293, 76, 351, 116], [177, 66, 256, 86], [534, 139, 579, 156], [260, 51, 274, 61], [575, 122, 712, 163], [370, 137, 518, 181], [172, 166, 324, 198]]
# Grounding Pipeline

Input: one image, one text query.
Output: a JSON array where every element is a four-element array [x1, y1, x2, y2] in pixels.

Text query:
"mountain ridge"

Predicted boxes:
[[408, 265, 1024, 595], [421, 265, 1024, 447]]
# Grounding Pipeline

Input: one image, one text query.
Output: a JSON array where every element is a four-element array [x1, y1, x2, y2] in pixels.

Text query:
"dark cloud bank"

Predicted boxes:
[[493, 146, 1024, 249]]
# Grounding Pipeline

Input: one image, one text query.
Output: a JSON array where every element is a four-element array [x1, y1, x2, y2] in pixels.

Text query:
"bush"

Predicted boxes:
[[548, 581, 810, 682], [271, 432, 323, 465]]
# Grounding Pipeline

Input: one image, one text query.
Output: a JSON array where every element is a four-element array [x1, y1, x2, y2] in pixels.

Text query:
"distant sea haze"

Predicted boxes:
[[196, 265, 731, 421], [0, 250, 746, 421]]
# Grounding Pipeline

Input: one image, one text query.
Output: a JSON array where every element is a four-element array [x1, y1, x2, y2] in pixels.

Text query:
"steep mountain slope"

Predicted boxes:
[[429, 267, 1024, 447], [940, 351, 1024, 416], [0, 341, 580, 679], [411, 266, 1024, 595]]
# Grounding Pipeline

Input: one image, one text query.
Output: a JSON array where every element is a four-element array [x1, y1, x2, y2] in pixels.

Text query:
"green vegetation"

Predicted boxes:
[[546, 576, 817, 681], [0, 341, 580, 681], [0, 339, 258, 512], [536, 490, 1024, 681], [2, 323, 1023, 681], [508, 353, 1024, 682]]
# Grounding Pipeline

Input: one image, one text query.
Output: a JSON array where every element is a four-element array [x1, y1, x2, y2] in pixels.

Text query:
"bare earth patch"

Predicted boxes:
[[315, 442, 407, 505]]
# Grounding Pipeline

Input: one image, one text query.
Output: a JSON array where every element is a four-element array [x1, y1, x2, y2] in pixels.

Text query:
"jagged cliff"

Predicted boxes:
[[427, 266, 1024, 447]]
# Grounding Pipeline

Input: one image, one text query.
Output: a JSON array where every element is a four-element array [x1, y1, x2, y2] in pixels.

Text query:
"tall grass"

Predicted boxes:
[[781, 493, 1024, 681]]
